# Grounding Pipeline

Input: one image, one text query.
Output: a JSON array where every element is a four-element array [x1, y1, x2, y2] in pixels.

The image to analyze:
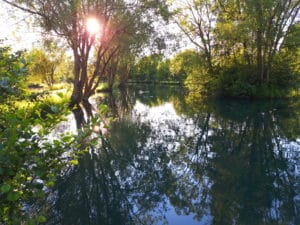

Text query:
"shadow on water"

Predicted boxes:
[[45, 86, 300, 225]]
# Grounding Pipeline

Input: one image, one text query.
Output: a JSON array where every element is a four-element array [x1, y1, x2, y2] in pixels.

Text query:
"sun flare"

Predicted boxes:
[[86, 17, 101, 35]]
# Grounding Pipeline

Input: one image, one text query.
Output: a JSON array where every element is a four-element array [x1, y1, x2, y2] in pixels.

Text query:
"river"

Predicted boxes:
[[43, 85, 300, 225]]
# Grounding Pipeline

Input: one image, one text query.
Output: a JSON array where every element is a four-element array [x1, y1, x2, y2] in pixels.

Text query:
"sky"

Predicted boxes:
[[0, 2, 42, 50]]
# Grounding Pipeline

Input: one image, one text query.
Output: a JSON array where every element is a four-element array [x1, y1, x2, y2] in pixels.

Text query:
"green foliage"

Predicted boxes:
[[4, 0, 170, 104], [0, 104, 69, 224], [280, 22, 300, 85], [26, 47, 69, 88], [156, 59, 171, 81], [220, 76, 255, 98], [129, 52, 202, 83], [0, 83, 77, 224], [0, 44, 28, 99], [170, 49, 202, 83], [215, 22, 300, 98], [167, 0, 300, 98], [284, 22, 300, 51], [185, 64, 215, 95], [130, 54, 169, 82]]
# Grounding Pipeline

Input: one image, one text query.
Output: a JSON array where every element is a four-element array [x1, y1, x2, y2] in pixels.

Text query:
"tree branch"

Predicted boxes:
[[1, 0, 44, 17]]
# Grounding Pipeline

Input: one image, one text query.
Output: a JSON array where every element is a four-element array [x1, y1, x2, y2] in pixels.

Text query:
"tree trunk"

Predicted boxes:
[[243, 42, 251, 66], [207, 53, 214, 74], [70, 84, 83, 107], [69, 53, 83, 107], [254, 1, 263, 83], [257, 27, 265, 83]]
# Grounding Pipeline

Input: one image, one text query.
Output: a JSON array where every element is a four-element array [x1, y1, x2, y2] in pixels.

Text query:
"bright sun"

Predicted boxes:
[[86, 17, 101, 35]]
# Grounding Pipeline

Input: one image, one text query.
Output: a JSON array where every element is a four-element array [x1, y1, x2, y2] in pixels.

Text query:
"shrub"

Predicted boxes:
[[0, 45, 28, 99]]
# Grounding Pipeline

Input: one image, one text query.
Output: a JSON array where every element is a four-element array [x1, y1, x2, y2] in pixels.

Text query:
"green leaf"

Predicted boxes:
[[36, 190, 45, 198], [46, 181, 55, 188], [26, 219, 35, 225], [7, 191, 21, 202], [53, 140, 61, 147], [0, 184, 11, 193], [37, 215, 47, 223], [62, 135, 72, 143], [90, 138, 98, 146], [46, 113, 54, 119], [70, 159, 79, 165], [57, 92, 64, 98], [98, 104, 108, 114]]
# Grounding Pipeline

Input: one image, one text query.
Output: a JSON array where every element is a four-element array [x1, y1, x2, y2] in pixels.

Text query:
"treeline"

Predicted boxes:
[[130, 20, 299, 97], [2, 0, 300, 100], [164, 0, 300, 98], [129, 50, 200, 84]]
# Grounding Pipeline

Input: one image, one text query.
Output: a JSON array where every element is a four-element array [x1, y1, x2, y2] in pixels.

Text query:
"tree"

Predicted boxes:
[[130, 54, 163, 82], [117, 53, 135, 88], [156, 59, 171, 81], [170, 0, 217, 73], [2, 0, 168, 106], [0, 44, 77, 225], [170, 49, 201, 83], [27, 48, 64, 87], [101, 10, 153, 90], [282, 22, 300, 76], [168, 0, 300, 85], [218, 0, 300, 83]]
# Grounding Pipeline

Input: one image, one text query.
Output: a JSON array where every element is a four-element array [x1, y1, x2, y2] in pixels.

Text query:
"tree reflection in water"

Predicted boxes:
[[45, 87, 300, 225]]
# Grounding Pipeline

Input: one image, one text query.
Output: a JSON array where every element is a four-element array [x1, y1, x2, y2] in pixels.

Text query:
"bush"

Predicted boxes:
[[185, 66, 216, 95], [0, 45, 28, 99], [217, 66, 257, 97]]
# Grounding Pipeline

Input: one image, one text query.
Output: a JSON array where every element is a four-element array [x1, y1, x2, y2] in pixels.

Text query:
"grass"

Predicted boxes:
[[50, 83, 72, 91], [16, 89, 70, 108], [0, 84, 72, 123], [27, 82, 72, 92]]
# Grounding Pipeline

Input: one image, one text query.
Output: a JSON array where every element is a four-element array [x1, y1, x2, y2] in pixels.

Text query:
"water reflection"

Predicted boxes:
[[46, 86, 300, 225]]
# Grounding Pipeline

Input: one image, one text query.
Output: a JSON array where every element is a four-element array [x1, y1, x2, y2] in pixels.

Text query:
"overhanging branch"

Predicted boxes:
[[1, 0, 44, 17]]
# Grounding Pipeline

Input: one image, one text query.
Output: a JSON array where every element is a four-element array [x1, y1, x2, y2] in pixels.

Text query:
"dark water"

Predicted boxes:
[[46, 85, 300, 225]]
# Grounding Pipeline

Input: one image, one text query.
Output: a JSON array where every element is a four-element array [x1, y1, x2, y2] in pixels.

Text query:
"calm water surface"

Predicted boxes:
[[46, 85, 300, 225]]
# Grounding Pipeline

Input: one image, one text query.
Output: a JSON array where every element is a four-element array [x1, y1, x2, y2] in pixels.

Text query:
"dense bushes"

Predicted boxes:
[[0, 102, 71, 224], [0, 45, 77, 224]]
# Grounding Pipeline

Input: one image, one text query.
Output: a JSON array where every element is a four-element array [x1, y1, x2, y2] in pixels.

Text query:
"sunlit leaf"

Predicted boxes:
[[62, 135, 73, 143], [57, 92, 64, 98], [70, 159, 79, 165], [98, 104, 108, 114]]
